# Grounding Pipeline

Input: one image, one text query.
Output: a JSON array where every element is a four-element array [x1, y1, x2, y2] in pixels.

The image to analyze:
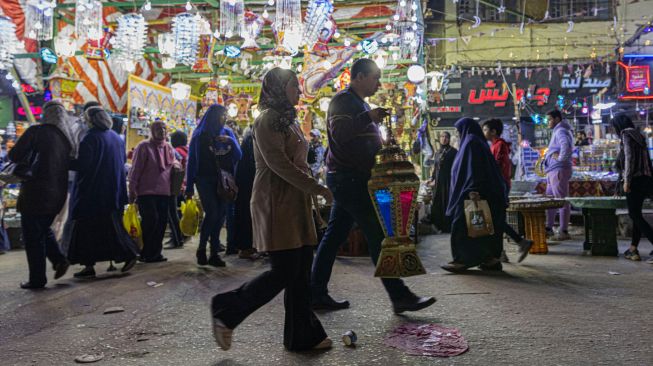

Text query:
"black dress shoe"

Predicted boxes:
[[479, 258, 503, 271], [53, 261, 70, 280], [197, 250, 208, 266], [311, 294, 350, 310], [74, 267, 96, 279], [141, 256, 168, 263], [392, 294, 436, 314], [20, 281, 45, 289], [121, 257, 137, 272], [208, 255, 226, 267]]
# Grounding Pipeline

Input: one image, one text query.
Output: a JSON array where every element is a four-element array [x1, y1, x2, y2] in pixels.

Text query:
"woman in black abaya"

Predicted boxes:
[[441, 118, 507, 273], [429, 131, 457, 233]]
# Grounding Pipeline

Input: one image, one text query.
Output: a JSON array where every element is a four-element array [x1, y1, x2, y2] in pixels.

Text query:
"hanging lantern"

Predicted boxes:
[[407, 64, 425, 83], [45, 63, 82, 110], [273, 0, 303, 55], [75, 0, 103, 41], [392, 0, 424, 61], [192, 18, 214, 73], [368, 117, 426, 278], [172, 13, 201, 66], [241, 10, 264, 50], [25, 0, 55, 41], [171, 82, 191, 100], [54, 34, 76, 58], [302, 0, 334, 51], [0, 16, 19, 70], [360, 39, 379, 54], [220, 0, 244, 39], [113, 13, 147, 71]]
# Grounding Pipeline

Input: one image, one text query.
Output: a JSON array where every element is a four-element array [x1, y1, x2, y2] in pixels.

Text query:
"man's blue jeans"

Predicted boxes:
[[310, 171, 411, 301]]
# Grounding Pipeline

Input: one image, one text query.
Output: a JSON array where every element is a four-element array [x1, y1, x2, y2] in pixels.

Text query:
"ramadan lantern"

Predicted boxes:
[[45, 63, 82, 110], [368, 116, 426, 278]]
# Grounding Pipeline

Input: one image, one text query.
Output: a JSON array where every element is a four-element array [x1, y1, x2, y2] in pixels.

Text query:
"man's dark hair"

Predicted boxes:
[[547, 109, 563, 121], [351, 58, 378, 80], [82, 101, 101, 112], [482, 118, 503, 136], [170, 130, 188, 148], [110, 115, 124, 135]]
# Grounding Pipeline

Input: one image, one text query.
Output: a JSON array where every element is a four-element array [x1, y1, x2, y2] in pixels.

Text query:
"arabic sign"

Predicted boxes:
[[443, 64, 615, 117], [618, 61, 652, 100]]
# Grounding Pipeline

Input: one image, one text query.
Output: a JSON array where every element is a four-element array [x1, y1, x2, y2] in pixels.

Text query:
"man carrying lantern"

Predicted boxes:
[[310, 58, 436, 313]]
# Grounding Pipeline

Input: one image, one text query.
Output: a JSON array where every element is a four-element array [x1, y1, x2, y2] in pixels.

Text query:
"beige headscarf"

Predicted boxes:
[[42, 100, 77, 158]]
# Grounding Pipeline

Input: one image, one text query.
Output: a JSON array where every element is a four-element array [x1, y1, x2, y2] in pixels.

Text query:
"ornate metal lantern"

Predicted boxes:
[[368, 117, 426, 278]]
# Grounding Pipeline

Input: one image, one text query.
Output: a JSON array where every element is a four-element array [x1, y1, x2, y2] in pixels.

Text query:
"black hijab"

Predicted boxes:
[[258, 67, 297, 131], [611, 114, 635, 136], [446, 118, 507, 218]]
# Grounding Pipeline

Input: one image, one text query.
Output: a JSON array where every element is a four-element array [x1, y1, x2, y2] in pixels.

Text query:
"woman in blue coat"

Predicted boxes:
[[67, 106, 139, 278]]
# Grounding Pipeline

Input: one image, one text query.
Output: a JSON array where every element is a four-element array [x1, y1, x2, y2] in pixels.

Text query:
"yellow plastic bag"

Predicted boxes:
[[123, 204, 143, 250], [180, 199, 201, 236]]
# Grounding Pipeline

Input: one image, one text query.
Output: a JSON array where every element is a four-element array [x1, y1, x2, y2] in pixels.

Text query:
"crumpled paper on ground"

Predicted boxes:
[[384, 323, 469, 357]]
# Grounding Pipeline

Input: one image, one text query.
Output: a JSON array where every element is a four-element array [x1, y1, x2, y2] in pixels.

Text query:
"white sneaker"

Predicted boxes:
[[212, 317, 233, 351], [646, 257, 653, 264], [552, 231, 571, 241]]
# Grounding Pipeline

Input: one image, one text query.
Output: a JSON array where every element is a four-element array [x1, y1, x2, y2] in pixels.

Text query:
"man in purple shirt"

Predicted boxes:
[[544, 109, 574, 241], [310, 59, 436, 313]]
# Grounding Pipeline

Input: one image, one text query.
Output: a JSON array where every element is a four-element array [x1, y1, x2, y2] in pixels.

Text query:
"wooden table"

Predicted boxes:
[[566, 197, 627, 256], [509, 198, 566, 254]]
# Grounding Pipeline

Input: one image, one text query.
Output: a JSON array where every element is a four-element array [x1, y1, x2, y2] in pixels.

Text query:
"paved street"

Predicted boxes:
[[1, 232, 653, 366]]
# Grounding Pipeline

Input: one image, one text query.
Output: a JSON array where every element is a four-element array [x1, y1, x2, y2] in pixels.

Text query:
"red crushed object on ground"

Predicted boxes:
[[384, 323, 469, 357]]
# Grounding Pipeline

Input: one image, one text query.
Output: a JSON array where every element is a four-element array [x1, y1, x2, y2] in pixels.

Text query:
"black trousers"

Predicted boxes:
[[22, 214, 66, 286], [211, 246, 327, 351], [626, 176, 653, 248], [137, 195, 169, 261], [167, 195, 184, 247], [504, 222, 523, 243]]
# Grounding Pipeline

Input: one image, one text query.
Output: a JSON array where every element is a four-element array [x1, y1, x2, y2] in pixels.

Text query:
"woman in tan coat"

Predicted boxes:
[[210, 68, 333, 352]]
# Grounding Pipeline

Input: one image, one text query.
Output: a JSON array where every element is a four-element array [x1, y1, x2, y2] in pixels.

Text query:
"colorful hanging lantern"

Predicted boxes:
[[25, 0, 55, 41], [45, 63, 82, 110], [241, 10, 264, 50], [75, 0, 103, 41], [172, 13, 201, 67], [391, 0, 424, 61], [273, 0, 303, 55], [0, 16, 19, 70], [302, 0, 334, 51], [112, 13, 148, 71], [224, 45, 242, 58], [336, 67, 351, 91], [368, 117, 426, 278], [191, 18, 214, 73], [220, 0, 244, 39]]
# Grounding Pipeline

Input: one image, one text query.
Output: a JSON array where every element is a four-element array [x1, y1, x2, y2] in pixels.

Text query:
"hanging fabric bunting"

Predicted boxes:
[[312, 16, 336, 56], [298, 46, 355, 101], [241, 10, 264, 50], [273, 0, 303, 55], [75, 0, 103, 42], [112, 13, 148, 72], [172, 13, 201, 67], [219, 0, 244, 39], [303, 0, 334, 52], [25, 0, 55, 40]]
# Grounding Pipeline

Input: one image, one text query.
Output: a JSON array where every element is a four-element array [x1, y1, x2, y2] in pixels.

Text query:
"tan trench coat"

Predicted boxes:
[[251, 109, 323, 252]]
